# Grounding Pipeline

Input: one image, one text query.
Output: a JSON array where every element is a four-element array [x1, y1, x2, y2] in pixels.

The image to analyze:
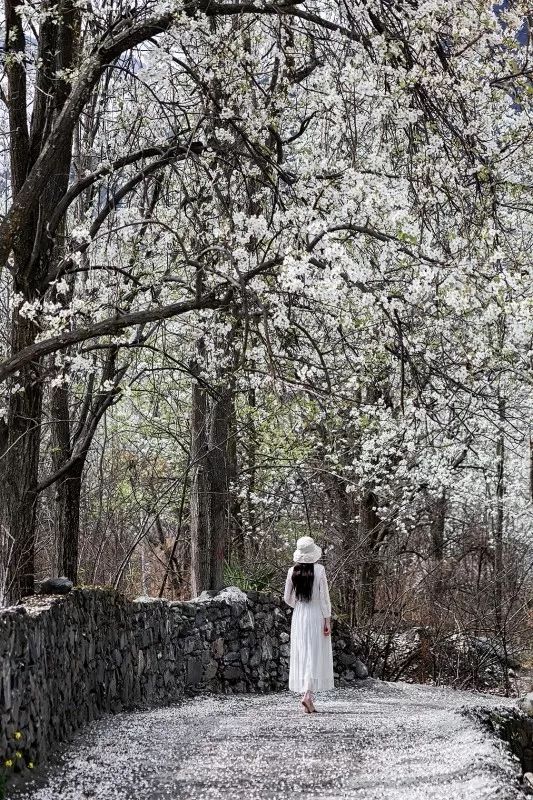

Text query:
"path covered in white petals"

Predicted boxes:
[[13, 681, 521, 800]]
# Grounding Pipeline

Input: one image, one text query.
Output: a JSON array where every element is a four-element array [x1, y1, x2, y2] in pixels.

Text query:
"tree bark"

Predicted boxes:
[[208, 387, 231, 590], [3, 313, 43, 601], [55, 464, 84, 582], [244, 387, 258, 558], [430, 489, 446, 602], [2, 0, 80, 602], [50, 382, 86, 581], [227, 386, 243, 563], [190, 382, 211, 596], [494, 395, 505, 631], [189, 382, 233, 594]]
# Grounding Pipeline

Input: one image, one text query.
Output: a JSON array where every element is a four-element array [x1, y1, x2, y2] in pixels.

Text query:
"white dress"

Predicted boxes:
[[283, 562, 334, 693]]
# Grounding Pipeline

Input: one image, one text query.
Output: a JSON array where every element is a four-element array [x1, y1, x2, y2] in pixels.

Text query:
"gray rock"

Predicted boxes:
[[39, 577, 73, 595], [217, 587, 248, 604], [523, 772, 533, 794], [212, 638, 224, 659], [224, 665, 244, 681], [249, 651, 261, 668], [354, 659, 369, 679], [186, 659, 203, 686], [204, 661, 218, 681], [239, 611, 255, 630], [196, 590, 219, 600], [338, 652, 357, 666], [518, 693, 533, 717], [261, 637, 273, 660], [133, 595, 165, 603]]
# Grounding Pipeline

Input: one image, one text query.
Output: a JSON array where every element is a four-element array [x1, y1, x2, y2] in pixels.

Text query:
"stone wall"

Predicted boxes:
[[469, 705, 533, 788], [0, 587, 367, 771]]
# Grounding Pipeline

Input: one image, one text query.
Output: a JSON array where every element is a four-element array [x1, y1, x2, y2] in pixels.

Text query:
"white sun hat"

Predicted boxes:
[[293, 536, 322, 564]]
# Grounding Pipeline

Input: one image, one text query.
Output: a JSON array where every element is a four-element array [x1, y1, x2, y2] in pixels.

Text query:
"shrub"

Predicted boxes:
[[223, 560, 277, 593]]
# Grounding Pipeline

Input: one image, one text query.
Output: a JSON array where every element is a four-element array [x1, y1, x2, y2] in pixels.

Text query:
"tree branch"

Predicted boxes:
[[48, 140, 203, 237], [0, 291, 231, 383]]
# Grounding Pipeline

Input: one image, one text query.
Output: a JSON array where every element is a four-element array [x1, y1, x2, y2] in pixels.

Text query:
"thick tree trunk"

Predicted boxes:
[[56, 466, 84, 582], [50, 383, 73, 579], [190, 383, 211, 596], [189, 379, 234, 595], [244, 387, 257, 558], [4, 313, 43, 602], [2, 1, 80, 603], [208, 388, 231, 590], [227, 386, 243, 563]]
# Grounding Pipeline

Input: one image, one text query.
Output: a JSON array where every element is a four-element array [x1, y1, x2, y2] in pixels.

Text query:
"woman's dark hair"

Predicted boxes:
[[292, 562, 314, 602]]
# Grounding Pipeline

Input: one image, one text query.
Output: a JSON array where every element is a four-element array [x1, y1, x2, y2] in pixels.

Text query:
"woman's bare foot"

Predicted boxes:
[[302, 694, 315, 713]]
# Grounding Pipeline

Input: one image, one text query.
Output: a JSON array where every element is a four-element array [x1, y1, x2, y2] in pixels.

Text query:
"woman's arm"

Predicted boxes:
[[283, 568, 295, 608], [319, 567, 332, 633]]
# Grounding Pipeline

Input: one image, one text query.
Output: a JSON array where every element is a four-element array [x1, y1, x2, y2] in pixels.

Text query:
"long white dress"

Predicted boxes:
[[283, 562, 334, 693]]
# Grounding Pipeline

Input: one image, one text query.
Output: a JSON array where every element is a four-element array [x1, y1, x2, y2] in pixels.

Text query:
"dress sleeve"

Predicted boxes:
[[319, 566, 332, 618], [284, 567, 295, 608]]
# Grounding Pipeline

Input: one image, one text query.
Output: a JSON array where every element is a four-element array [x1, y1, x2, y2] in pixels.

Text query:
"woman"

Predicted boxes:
[[283, 535, 334, 713]]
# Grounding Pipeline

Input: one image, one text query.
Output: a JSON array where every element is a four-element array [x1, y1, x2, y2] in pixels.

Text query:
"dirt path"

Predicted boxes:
[[12, 681, 521, 800]]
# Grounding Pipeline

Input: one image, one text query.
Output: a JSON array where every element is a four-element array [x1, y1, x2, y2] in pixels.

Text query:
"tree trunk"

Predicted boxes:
[[56, 465, 84, 582], [227, 386, 243, 563], [49, 380, 86, 583], [4, 313, 43, 602], [245, 387, 258, 558], [430, 490, 446, 603], [2, 0, 81, 603], [494, 396, 505, 631], [190, 382, 211, 596], [50, 383, 73, 579], [208, 387, 231, 590]]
